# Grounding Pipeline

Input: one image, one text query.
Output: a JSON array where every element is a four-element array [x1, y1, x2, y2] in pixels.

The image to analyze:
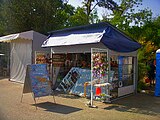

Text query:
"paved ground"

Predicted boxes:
[[0, 78, 160, 120]]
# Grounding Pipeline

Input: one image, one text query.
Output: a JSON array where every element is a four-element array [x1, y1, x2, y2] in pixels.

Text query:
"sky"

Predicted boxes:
[[68, 0, 160, 19]]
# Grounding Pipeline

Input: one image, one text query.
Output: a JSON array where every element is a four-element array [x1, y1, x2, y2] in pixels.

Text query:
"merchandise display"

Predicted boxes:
[[91, 48, 110, 104], [54, 53, 136, 101], [92, 52, 108, 79]]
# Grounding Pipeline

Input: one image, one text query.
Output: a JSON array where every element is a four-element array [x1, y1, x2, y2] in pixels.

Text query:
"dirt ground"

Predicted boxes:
[[0, 78, 160, 120]]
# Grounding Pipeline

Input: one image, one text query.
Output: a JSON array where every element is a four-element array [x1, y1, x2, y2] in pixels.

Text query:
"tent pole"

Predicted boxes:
[[89, 48, 97, 108], [9, 43, 11, 81], [51, 48, 53, 86], [91, 48, 93, 106], [134, 56, 138, 94], [106, 49, 111, 103]]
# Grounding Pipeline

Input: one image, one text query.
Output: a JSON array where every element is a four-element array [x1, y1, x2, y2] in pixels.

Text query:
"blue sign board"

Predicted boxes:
[[28, 64, 52, 97], [155, 51, 160, 96]]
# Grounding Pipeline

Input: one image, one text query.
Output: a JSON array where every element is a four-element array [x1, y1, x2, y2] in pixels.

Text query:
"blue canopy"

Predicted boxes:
[[42, 22, 141, 53]]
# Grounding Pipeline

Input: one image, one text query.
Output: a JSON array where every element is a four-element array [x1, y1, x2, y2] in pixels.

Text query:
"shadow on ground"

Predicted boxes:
[[33, 102, 83, 114], [0, 77, 9, 80], [53, 90, 82, 99], [104, 92, 160, 116]]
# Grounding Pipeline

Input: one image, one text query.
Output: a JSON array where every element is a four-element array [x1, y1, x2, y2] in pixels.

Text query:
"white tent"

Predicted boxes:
[[0, 30, 48, 83]]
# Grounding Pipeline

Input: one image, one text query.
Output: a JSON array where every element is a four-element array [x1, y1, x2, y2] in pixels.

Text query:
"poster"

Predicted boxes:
[[56, 67, 80, 92], [52, 54, 65, 67], [70, 68, 93, 97], [35, 51, 47, 64], [118, 56, 123, 81], [23, 64, 52, 98]]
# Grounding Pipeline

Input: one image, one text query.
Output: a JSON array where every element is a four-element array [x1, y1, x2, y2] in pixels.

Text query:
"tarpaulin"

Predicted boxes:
[[42, 22, 141, 52]]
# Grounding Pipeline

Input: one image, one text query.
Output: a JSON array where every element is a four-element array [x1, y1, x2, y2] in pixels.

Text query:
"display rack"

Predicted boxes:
[[90, 48, 110, 107]]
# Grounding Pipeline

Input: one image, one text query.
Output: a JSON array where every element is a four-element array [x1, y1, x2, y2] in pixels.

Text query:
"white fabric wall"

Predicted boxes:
[[10, 39, 32, 83]]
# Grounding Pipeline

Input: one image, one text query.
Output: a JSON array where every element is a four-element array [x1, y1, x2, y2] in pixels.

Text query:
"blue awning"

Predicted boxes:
[[42, 22, 141, 53], [102, 25, 141, 52]]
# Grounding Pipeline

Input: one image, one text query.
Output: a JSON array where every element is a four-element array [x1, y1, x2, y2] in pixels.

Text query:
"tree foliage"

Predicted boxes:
[[83, 0, 118, 16], [0, 0, 74, 35], [127, 16, 160, 80], [82, 0, 118, 22], [65, 0, 100, 26], [0, 0, 100, 35], [140, 17, 160, 60], [102, 0, 152, 31], [67, 7, 89, 27]]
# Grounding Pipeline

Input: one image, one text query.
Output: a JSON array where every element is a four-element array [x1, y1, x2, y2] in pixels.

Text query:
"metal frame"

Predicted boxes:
[[91, 48, 109, 107]]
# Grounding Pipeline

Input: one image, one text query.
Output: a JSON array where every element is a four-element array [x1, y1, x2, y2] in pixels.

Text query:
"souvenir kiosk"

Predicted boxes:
[[42, 22, 141, 102]]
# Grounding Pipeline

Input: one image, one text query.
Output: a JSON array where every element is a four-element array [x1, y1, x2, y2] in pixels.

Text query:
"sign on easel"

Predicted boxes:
[[21, 64, 53, 102]]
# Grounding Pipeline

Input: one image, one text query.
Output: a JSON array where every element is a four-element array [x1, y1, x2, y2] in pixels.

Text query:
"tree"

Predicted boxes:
[[139, 17, 160, 60], [70, 0, 117, 26], [82, 0, 118, 16], [82, 0, 118, 22], [128, 16, 160, 51], [127, 16, 160, 81], [67, 7, 89, 27], [141, 17, 160, 46], [0, 0, 74, 35], [102, 0, 152, 31]]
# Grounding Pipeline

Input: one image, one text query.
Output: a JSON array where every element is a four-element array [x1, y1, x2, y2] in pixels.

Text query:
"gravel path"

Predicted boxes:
[[0, 78, 160, 120]]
